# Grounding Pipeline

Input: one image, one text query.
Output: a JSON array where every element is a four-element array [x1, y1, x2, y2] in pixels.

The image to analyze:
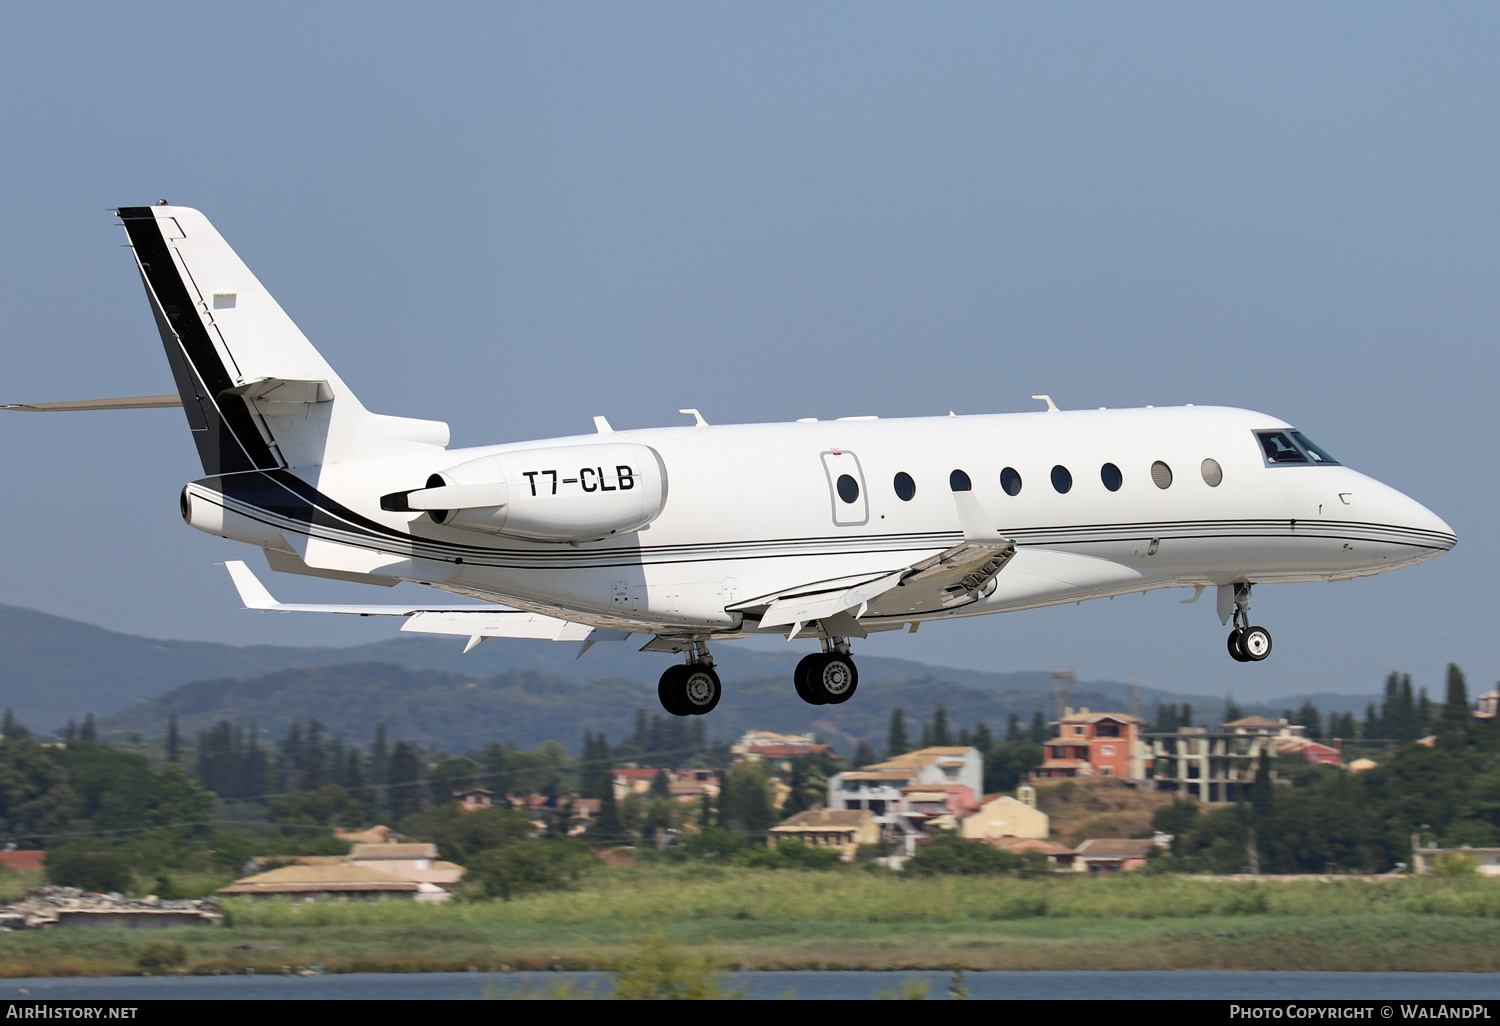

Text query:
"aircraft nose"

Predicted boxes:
[[1378, 482, 1456, 553]]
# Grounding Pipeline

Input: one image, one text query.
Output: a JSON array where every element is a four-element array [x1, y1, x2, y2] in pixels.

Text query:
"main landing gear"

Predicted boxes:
[[1225, 583, 1272, 663], [658, 641, 721, 717], [794, 637, 859, 706]]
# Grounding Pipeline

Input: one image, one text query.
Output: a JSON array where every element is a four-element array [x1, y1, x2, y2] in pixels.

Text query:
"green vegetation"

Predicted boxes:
[[2, 871, 1500, 976]]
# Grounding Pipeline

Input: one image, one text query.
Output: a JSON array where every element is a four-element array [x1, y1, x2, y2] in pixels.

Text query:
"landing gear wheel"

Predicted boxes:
[[680, 664, 722, 715], [1228, 628, 1250, 662], [658, 665, 691, 716], [805, 652, 859, 705], [1240, 626, 1272, 661], [794, 653, 825, 705], [659, 663, 721, 716]]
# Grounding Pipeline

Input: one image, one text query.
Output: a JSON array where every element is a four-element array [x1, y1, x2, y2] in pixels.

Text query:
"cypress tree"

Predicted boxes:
[[932, 705, 951, 747], [166, 714, 180, 764], [886, 709, 909, 758], [1396, 675, 1418, 743], [1443, 663, 1470, 733], [79, 714, 96, 743], [1029, 710, 1048, 744], [1007, 713, 1022, 742]]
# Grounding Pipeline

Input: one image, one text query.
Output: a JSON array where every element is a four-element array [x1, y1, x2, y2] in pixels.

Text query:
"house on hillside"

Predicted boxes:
[[1144, 726, 1282, 803], [1074, 838, 1156, 874], [454, 788, 494, 811], [348, 843, 465, 894], [961, 789, 1050, 842], [769, 809, 880, 861], [732, 731, 831, 762], [1033, 709, 1146, 781], [1414, 847, 1500, 876], [219, 864, 429, 901], [986, 836, 1077, 869]]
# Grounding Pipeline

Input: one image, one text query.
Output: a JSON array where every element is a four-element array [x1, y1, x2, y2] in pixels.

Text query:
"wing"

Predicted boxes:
[[224, 561, 631, 652], [753, 491, 1016, 637]]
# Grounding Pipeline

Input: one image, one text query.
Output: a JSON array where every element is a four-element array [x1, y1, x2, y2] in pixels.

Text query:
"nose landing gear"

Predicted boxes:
[[1225, 584, 1273, 662], [658, 641, 721, 716]]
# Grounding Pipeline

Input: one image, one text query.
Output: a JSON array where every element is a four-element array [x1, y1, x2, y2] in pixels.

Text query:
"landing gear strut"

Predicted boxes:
[[794, 637, 859, 705], [1225, 584, 1272, 662], [658, 641, 721, 717]]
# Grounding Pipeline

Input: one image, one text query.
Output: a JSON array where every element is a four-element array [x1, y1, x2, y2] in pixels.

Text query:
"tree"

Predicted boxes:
[[904, 832, 1026, 876], [467, 839, 596, 900], [1441, 664, 1471, 734], [0, 736, 77, 844], [931, 706, 952, 747], [166, 715, 180, 764], [1223, 694, 1243, 724], [388, 741, 424, 820], [718, 761, 775, 837], [886, 709, 909, 758], [589, 783, 626, 844]]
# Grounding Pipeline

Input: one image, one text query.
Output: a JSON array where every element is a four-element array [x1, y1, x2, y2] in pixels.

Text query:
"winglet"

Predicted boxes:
[[225, 560, 280, 609], [953, 490, 996, 543]]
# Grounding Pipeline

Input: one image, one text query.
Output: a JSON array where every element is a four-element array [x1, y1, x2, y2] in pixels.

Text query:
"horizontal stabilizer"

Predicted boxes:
[[223, 561, 629, 646], [2, 395, 183, 412], [224, 561, 492, 615]]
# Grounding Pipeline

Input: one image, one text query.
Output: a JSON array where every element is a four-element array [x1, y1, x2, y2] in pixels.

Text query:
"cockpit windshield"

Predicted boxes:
[[1255, 430, 1342, 466], [1256, 431, 1307, 464], [1290, 431, 1340, 464]]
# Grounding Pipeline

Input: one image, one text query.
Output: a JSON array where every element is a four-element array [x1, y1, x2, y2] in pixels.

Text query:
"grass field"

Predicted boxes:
[[4, 868, 1500, 977]]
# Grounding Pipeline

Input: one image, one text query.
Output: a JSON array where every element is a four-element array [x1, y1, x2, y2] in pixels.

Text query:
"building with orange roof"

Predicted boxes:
[[1034, 708, 1146, 781]]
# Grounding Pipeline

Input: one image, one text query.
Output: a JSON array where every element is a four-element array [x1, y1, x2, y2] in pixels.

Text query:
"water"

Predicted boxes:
[[5, 970, 1500, 1000]]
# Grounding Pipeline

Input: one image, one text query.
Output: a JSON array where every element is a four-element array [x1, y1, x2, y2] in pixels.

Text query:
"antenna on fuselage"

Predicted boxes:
[[1031, 395, 1060, 413]]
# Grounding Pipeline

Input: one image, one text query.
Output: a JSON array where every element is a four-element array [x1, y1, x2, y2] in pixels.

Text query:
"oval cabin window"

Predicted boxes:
[[1100, 463, 1122, 492], [1051, 465, 1072, 494], [1151, 461, 1173, 489], [1201, 458, 1223, 487], [837, 474, 860, 503], [1000, 467, 1022, 496], [893, 472, 916, 501], [949, 469, 972, 492]]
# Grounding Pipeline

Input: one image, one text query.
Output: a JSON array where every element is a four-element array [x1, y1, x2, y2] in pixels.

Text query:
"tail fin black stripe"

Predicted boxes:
[[118, 207, 279, 476]]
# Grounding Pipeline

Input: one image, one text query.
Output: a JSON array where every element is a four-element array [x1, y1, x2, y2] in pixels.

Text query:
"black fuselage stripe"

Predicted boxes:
[[199, 480, 1450, 573]]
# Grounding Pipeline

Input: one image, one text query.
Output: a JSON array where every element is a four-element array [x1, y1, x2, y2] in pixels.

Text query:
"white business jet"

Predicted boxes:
[[6, 205, 1456, 717]]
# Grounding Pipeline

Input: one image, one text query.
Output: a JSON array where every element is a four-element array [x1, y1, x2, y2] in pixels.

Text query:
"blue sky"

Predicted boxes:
[[2, 4, 1496, 703]]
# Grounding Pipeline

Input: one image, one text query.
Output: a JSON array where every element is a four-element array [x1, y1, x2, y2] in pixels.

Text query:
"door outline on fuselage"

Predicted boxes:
[[820, 449, 869, 527]]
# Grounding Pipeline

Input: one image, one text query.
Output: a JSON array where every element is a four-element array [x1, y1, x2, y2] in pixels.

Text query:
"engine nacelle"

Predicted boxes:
[[407, 442, 668, 542]]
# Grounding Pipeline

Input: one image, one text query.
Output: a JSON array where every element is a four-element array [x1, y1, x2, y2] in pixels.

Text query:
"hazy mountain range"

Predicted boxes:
[[0, 604, 1378, 753]]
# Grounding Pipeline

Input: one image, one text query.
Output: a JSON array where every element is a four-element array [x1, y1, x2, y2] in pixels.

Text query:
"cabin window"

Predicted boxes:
[[1100, 463, 1122, 492], [949, 469, 972, 492], [837, 475, 860, 503], [1201, 458, 1223, 486], [1051, 465, 1072, 494], [1151, 461, 1173, 489], [1290, 432, 1341, 465], [893, 472, 916, 501], [1000, 467, 1022, 496]]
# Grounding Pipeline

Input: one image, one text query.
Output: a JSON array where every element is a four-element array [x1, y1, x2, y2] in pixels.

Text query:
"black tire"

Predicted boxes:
[[680, 664, 721, 715], [1227, 628, 1250, 662], [658, 664, 691, 716], [794, 653, 825, 705], [807, 652, 859, 705], [1241, 626, 1272, 662]]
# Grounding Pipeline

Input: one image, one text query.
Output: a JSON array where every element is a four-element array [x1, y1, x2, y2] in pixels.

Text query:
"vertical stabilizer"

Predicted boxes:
[[117, 205, 448, 474]]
